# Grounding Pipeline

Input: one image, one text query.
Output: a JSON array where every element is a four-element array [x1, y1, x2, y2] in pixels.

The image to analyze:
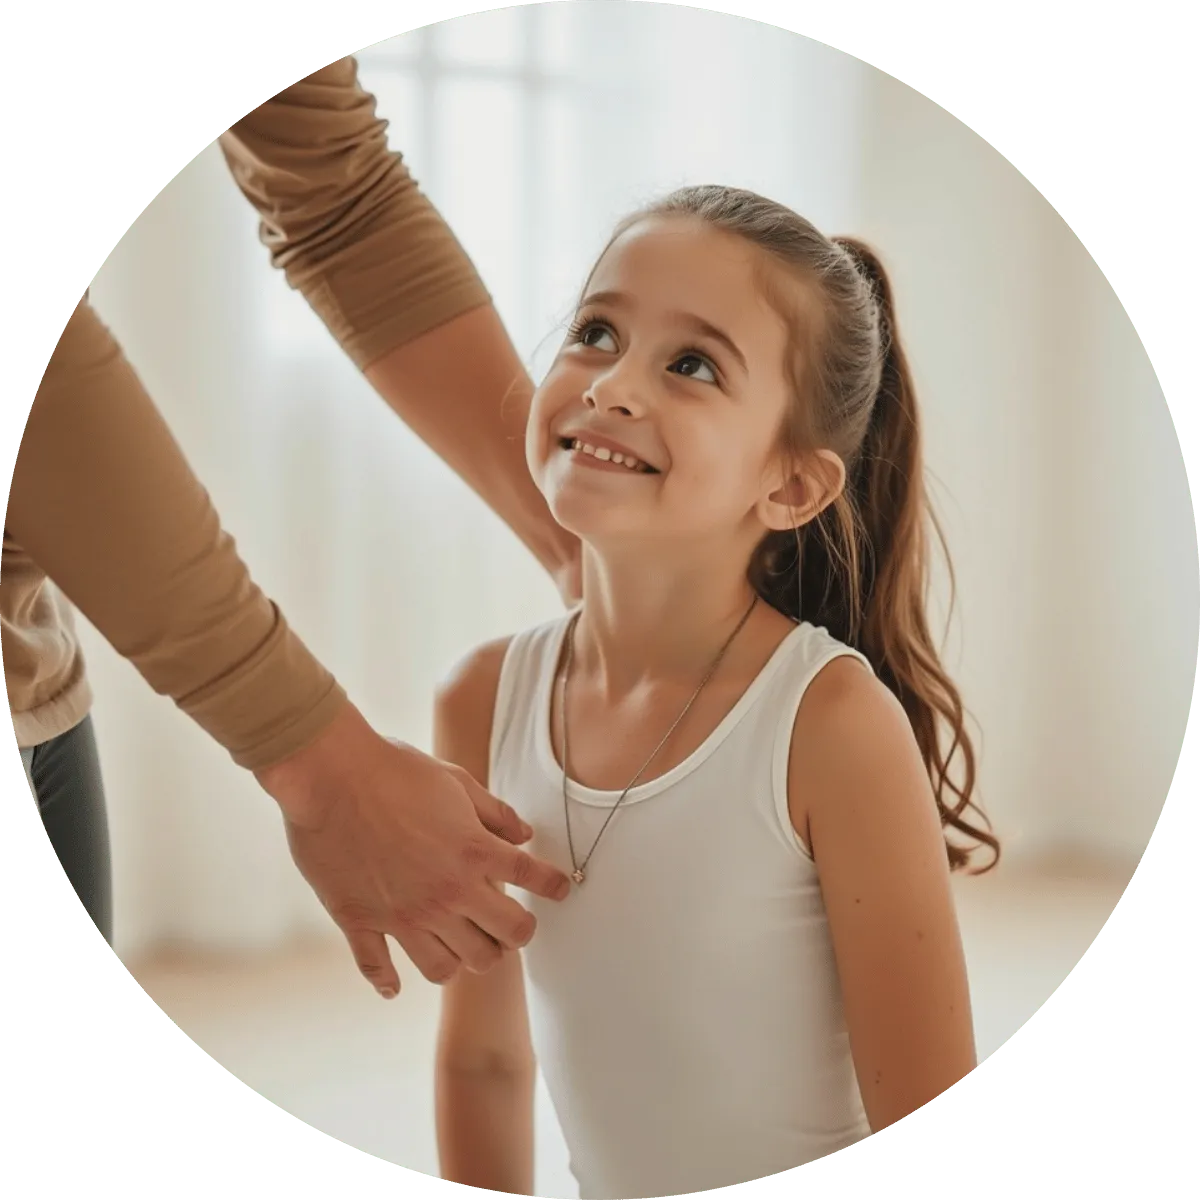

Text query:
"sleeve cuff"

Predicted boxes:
[[176, 605, 350, 771]]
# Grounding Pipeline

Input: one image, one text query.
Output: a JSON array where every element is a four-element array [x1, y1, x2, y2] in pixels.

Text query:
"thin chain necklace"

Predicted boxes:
[[558, 594, 759, 885]]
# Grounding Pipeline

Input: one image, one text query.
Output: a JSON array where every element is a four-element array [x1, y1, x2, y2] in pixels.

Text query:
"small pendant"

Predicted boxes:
[[572, 869, 586, 885]]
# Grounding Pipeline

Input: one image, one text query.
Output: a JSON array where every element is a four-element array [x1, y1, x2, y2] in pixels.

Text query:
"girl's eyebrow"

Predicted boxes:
[[579, 289, 748, 374]]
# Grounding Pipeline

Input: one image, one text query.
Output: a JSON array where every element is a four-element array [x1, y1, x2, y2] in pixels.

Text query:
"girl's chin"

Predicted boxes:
[[547, 509, 615, 541], [546, 499, 643, 543], [543, 469, 667, 540]]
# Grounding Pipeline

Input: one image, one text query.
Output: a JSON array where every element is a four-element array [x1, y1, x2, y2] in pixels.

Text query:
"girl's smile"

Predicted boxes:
[[556, 434, 661, 475]]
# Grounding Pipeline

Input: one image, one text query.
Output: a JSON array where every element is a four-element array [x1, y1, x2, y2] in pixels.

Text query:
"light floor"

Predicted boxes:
[[126, 856, 1134, 1198]]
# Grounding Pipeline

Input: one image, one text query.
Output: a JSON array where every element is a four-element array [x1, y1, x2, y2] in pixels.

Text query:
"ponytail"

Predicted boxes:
[[752, 238, 999, 874]]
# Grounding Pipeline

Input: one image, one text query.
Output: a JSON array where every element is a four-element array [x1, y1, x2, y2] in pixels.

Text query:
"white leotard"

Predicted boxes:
[[489, 614, 873, 1199]]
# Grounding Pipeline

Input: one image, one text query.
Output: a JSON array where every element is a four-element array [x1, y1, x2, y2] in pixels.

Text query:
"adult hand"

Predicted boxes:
[[254, 701, 571, 997]]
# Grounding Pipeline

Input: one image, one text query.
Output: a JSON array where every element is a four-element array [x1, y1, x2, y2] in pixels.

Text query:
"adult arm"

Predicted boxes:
[[17, 58, 575, 772], [432, 638, 536, 1194], [12, 57, 578, 994], [11, 296, 343, 769], [218, 58, 580, 598], [13, 299, 570, 992], [789, 657, 977, 1132]]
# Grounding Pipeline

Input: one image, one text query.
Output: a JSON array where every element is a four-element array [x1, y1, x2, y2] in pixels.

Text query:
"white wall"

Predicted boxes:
[[1040, 220, 1197, 861], [68, 4, 1194, 961], [856, 67, 1197, 866]]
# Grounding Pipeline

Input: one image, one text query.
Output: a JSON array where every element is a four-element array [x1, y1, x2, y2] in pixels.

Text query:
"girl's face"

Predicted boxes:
[[527, 217, 801, 552]]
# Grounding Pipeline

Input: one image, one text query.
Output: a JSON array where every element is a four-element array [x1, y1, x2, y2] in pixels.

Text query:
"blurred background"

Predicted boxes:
[[61, 2, 1195, 1194]]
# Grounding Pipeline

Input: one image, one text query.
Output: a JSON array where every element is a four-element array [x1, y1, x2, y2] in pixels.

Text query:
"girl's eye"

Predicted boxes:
[[670, 353, 718, 385], [573, 321, 618, 352]]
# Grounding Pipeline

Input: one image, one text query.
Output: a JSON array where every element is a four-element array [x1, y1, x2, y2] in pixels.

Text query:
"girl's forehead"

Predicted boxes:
[[591, 216, 759, 289], [587, 217, 793, 356]]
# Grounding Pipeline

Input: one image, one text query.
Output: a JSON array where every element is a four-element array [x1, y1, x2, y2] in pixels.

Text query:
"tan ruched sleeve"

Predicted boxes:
[[9, 298, 347, 769], [5, 58, 491, 768], [218, 57, 490, 368]]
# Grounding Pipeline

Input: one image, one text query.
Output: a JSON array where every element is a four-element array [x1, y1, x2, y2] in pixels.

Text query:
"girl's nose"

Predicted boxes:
[[583, 366, 646, 417]]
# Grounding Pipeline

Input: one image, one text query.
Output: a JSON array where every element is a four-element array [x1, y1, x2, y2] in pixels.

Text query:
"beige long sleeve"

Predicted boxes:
[[3, 58, 490, 769]]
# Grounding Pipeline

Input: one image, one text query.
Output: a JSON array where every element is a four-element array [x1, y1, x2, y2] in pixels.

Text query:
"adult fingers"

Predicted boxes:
[[392, 926, 462, 986], [456, 768, 532, 845], [458, 881, 541, 951], [491, 839, 572, 903], [430, 913, 504, 974], [344, 928, 401, 999], [456, 773, 571, 901]]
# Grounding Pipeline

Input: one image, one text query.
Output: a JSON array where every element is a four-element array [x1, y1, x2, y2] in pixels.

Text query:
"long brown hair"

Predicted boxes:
[[600, 186, 998, 873]]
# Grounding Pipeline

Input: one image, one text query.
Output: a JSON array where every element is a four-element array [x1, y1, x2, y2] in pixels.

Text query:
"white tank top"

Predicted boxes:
[[489, 614, 874, 1199]]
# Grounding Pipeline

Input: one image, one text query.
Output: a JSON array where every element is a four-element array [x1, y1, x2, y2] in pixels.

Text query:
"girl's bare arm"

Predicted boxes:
[[789, 657, 977, 1133], [433, 638, 536, 1195]]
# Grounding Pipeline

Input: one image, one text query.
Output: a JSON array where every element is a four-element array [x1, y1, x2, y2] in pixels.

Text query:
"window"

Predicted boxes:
[[257, 3, 850, 375]]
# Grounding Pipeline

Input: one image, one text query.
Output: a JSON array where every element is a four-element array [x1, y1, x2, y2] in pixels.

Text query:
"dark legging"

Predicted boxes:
[[20, 715, 112, 945]]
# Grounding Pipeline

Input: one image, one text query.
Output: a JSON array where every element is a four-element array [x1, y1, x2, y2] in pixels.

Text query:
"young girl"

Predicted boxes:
[[431, 185, 999, 1199]]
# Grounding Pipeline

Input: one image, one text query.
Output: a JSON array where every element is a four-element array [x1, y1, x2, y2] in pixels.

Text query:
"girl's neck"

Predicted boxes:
[[574, 542, 762, 694]]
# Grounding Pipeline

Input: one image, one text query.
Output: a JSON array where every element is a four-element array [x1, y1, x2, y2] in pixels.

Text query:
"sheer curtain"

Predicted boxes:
[[77, 3, 1191, 963]]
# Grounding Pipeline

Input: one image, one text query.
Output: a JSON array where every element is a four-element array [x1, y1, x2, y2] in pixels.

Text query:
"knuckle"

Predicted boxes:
[[393, 901, 431, 932], [331, 900, 375, 931], [459, 836, 492, 870], [431, 872, 468, 909], [508, 852, 533, 888]]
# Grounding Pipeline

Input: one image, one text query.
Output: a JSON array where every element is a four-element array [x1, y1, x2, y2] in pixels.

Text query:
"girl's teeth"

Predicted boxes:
[[567, 438, 649, 472]]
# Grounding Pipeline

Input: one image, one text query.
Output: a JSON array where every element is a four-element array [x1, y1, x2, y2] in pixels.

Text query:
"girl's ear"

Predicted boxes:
[[758, 450, 846, 532]]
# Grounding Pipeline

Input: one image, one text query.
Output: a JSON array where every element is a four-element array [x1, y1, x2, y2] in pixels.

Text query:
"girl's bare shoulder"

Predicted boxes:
[[437, 637, 515, 710], [434, 637, 516, 782], [798, 653, 907, 738], [787, 652, 933, 854]]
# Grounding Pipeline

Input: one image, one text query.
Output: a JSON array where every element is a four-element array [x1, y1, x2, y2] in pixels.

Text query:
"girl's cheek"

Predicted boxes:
[[525, 407, 548, 475]]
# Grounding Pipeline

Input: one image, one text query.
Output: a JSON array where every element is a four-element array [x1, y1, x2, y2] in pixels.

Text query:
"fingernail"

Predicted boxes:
[[378, 986, 397, 1000], [521, 820, 534, 838], [556, 877, 571, 900]]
